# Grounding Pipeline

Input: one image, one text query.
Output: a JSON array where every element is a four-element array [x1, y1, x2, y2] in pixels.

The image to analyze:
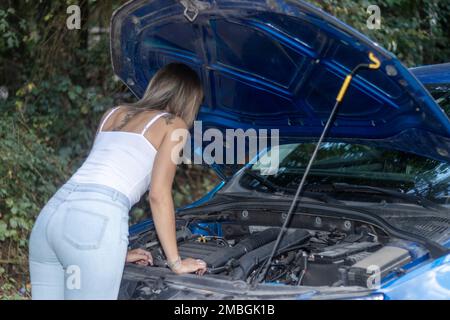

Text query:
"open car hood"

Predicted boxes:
[[111, 0, 450, 163]]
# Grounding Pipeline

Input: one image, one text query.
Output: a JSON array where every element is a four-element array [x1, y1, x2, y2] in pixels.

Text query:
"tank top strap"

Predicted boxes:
[[141, 112, 170, 135], [98, 106, 121, 132]]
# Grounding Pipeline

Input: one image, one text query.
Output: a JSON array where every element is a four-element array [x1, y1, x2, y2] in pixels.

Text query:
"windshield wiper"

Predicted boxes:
[[331, 182, 444, 211], [243, 168, 284, 193], [243, 169, 342, 204]]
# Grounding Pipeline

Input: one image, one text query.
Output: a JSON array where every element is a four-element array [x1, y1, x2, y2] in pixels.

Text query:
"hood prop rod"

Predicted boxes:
[[253, 52, 381, 285]]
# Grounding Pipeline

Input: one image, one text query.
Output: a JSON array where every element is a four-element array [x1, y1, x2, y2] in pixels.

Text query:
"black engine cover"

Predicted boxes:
[[179, 228, 282, 269]]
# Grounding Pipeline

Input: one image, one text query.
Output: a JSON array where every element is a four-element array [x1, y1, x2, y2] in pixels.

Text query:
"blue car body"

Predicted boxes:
[[411, 63, 450, 85], [112, 0, 450, 299]]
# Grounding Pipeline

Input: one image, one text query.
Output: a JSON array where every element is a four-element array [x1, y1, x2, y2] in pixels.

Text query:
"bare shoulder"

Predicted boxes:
[[102, 105, 125, 118], [99, 107, 117, 125], [160, 116, 188, 145], [162, 114, 188, 130], [101, 107, 114, 117]]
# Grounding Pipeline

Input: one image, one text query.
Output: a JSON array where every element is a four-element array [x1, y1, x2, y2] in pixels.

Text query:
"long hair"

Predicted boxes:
[[120, 63, 203, 128]]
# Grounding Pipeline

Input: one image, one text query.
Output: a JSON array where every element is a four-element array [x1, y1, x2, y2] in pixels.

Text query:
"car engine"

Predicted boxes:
[[128, 216, 412, 289]]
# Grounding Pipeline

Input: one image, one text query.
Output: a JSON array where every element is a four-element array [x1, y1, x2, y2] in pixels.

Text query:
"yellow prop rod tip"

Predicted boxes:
[[336, 52, 381, 102], [336, 75, 352, 102], [369, 52, 381, 69]]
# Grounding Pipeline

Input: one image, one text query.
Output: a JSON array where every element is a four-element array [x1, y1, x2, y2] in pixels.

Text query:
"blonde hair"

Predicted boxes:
[[122, 63, 203, 128]]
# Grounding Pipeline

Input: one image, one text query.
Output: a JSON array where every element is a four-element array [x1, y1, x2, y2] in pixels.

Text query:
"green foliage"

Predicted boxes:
[[0, 112, 65, 242], [0, 103, 64, 299], [0, 278, 29, 300], [309, 0, 450, 66], [0, 8, 20, 49]]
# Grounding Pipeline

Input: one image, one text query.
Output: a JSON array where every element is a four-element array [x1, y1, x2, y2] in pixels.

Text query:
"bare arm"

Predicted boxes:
[[148, 120, 206, 274]]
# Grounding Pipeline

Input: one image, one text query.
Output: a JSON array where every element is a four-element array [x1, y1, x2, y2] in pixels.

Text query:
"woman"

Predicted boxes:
[[29, 63, 207, 300]]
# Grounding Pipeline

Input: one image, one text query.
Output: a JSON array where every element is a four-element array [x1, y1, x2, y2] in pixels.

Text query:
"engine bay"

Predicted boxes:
[[127, 212, 416, 290]]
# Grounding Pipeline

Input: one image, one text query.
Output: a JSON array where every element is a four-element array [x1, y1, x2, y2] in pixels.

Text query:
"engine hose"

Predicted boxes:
[[205, 228, 280, 269], [231, 229, 311, 280]]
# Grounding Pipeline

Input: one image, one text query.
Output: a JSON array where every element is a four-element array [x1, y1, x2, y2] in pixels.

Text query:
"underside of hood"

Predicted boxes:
[[111, 0, 450, 163]]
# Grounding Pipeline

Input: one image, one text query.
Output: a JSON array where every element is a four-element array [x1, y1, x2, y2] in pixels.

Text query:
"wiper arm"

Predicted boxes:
[[243, 168, 284, 193], [332, 182, 443, 211], [243, 169, 342, 204]]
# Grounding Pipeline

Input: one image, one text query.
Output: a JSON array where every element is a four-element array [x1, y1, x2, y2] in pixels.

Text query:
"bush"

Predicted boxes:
[[0, 115, 65, 242], [0, 105, 67, 298]]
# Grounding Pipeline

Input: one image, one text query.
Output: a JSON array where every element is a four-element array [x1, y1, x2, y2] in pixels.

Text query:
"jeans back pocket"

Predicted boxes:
[[63, 207, 109, 250]]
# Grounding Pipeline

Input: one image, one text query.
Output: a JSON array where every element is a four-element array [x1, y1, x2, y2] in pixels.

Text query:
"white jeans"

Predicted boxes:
[[29, 181, 131, 300]]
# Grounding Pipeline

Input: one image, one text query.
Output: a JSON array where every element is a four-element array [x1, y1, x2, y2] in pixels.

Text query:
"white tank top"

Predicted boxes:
[[70, 107, 169, 206]]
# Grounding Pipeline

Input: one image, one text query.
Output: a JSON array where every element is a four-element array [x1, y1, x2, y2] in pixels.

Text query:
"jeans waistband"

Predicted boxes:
[[62, 180, 131, 210]]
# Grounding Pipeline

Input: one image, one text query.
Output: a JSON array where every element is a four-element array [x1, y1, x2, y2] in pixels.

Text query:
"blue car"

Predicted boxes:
[[111, 0, 450, 300]]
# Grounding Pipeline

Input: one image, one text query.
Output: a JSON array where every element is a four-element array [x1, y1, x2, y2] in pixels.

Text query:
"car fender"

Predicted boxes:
[[378, 253, 450, 299]]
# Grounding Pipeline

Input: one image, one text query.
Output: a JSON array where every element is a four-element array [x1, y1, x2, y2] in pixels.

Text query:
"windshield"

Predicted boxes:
[[244, 142, 450, 205]]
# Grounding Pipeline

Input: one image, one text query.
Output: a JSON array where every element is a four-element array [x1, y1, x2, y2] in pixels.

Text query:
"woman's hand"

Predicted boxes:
[[169, 257, 207, 275], [126, 248, 153, 266]]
